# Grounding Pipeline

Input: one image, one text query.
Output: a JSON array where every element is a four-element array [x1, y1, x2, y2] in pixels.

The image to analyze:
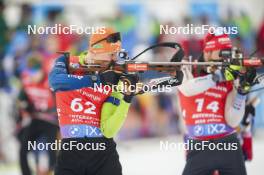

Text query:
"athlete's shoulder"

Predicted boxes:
[[48, 55, 100, 92], [54, 55, 67, 68]]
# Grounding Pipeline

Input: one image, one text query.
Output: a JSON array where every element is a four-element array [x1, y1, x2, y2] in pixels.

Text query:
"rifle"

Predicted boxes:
[[58, 43, 264, 93], [61, 44, 264, 73]]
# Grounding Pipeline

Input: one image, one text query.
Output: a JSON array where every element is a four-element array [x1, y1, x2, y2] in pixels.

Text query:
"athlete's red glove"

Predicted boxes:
[[242, 134, 253, 161]]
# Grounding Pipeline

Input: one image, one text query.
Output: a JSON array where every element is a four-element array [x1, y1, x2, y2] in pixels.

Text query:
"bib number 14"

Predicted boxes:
[[195, 98, 219, 113], [70, 98, 96, 114]]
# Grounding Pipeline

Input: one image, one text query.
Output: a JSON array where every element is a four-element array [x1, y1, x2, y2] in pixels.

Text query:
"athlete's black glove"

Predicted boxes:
[[242, 104, 255, 126], [238, 68, 257, 95], [168, 49, 184, 86], [99, 70, 122, 85], [120, 74, 139, 103]]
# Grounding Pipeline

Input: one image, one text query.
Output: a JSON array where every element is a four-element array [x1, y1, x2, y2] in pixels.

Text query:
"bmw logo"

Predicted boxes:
[[69, 126, 81, 136]]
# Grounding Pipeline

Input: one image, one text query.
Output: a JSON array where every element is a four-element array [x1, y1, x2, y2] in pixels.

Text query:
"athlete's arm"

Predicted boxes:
[[48, 56, 101, 92], [100, 91, 130, 138], [178, 66, 229, 97], [224, 88, 246, 128], [178, 69, 217, 96]]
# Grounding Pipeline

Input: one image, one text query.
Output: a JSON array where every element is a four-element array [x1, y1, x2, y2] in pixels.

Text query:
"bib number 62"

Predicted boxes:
[[70, 98, 96, 114]]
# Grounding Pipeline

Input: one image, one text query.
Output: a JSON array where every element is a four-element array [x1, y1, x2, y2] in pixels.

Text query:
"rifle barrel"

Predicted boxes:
[[147, 62, 225, 66]]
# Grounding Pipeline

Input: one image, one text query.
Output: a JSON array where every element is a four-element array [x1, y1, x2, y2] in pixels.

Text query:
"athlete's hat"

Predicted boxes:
[[89, 27, 121, 54], [203, 32, 232, 52]]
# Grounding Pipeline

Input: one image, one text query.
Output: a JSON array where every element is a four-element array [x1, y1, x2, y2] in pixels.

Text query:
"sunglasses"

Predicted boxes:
[[91, 32, 121, 47]]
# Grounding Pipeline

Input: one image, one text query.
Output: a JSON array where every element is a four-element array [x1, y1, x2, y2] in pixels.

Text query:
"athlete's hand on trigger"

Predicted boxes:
[[119, 74, 139, 103], [119, 74, 139, 95], [237, 68, 257, 95], [223, 64, 243, 81], [99, 70, 122, 85]]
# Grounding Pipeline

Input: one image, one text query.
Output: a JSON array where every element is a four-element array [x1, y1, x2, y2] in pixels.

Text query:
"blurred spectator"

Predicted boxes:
[[0, 1, 8, 88], [0, 0, 15, 164], [234, 11, 255, 54], [17, 4, 33, 31], [256, 17, 264, 56]]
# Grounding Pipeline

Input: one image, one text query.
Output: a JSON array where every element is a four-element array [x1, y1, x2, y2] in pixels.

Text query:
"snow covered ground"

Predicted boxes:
[[118, 134, 264, 175], [1, 134, 263, 175]]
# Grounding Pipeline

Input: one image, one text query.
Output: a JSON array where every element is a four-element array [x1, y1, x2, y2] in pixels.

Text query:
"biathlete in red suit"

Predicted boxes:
[[49, 27, 138, 175], [178, 31, 256, 175], [17, 51, 58, 175]]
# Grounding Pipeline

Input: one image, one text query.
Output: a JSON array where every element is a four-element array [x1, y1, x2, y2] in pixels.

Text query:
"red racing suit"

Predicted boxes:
[[178, 81, 235, 140]]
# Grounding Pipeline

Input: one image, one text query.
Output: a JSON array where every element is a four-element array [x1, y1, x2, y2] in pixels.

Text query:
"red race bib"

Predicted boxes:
[[179, 81, 234, 139], [56, 87, 111, 128]]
